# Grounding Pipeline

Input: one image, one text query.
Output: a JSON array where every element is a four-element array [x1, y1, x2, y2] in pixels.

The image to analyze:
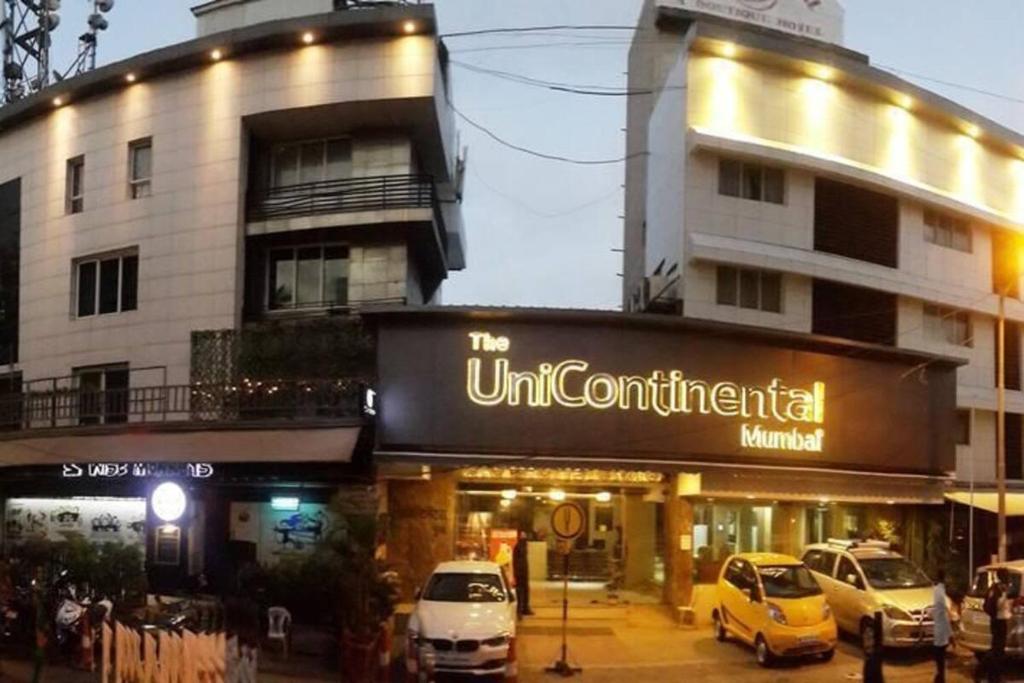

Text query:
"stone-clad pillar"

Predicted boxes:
[[663, 475, 694, 609], [386, 471, 458, 600]]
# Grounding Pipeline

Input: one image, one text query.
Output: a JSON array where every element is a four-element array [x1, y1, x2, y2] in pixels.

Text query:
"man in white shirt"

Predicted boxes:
[[932, 569, 951, 683]]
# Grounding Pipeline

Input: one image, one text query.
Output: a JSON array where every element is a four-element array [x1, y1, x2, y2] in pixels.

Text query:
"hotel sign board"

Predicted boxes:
[[372, 310, 957, 475], [658, 0, 845, 46]]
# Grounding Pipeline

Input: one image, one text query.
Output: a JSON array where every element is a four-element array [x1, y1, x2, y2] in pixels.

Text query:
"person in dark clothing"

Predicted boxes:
[[512, 529, 533, 618], [983, 570, 1011, 683]]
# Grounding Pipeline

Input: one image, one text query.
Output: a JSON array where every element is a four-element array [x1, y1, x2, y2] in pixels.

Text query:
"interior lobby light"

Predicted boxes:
[[595, 491, 612, 503], [548, 489, 566, 502], [501, 489, 518, 500]]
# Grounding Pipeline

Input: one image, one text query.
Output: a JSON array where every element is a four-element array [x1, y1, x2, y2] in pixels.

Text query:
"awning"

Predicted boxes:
[[946, 491, 1024, 516], [697, 467, 948, 505], [0, 426, 362, 466]]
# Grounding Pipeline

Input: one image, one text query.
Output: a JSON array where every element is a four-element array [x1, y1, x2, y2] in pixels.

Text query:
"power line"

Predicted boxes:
[[440, 25, 638, 39], [451, 60, 656, 97], [876, 63, 1024, 107], [452, 104, 645, 166]]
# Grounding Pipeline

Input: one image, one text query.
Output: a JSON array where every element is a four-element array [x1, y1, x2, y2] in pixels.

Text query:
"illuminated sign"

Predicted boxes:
[[466, 331, 826, 453], [151, 482, 187, 523], [460, 466, 665, 485], [61, 463, 214, 479], [658, 0, 844, 45]]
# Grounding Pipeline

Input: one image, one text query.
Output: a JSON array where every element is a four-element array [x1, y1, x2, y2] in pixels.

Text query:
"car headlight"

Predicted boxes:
[[482, 633, 510, 647], [882, 605, 914, 622], [767, 603, 788, 625], [822, 603, 832, 621]]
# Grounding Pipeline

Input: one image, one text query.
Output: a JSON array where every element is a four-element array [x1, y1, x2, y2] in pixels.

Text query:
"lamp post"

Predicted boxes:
[[998, 286, 1007, 562]]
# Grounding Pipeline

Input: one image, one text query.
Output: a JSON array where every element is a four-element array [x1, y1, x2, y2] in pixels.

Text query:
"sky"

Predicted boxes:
[[37, 0, 1024, 311]]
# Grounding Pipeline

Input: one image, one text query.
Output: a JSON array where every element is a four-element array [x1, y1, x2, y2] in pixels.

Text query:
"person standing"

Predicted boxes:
[[512, 529, 533, 618], [933, 569, 951, 683], [863, 610, 885, 683], [984, 570, 1010, 683]]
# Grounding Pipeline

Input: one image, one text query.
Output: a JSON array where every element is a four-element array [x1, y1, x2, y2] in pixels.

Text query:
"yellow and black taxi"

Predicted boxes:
[[713, 553, 838, 667]]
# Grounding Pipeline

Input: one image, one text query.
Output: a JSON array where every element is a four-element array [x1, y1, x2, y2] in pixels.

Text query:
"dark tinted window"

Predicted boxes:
[[837, 557, 861, 588], [761, 273, 782, 313], [718, 159, 741, 198], [859, 558, 931, 590], [121, 255, 138, 311], [739, 269, 759, 309], [717, 266, 737, 306], [814, 177, 898, 268], [758, 565, 823, 599], [98, 258, 120, 314], [77, 261, 96, 317], [423, 572, 507, 603]]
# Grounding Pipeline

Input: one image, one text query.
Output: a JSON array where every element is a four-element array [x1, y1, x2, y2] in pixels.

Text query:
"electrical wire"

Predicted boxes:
[[440, 25, 638, 39], [451, 60, 672, 97]]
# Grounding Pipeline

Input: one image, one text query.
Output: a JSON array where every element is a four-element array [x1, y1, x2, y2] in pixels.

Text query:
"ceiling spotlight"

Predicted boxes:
[[595, 491, 612, 503], [125, 72, 136, 83], [501, 489, 518, 500], [719, 42, 737, 58], [52, 97, 64, 107], [210, 48, 223, 61], [548, 489, 566, 502], [402, 20, 416, 34], [302, 31, 315, 45]]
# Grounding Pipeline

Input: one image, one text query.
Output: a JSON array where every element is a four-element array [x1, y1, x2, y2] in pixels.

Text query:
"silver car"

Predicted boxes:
[[959, 562, 1024, 657]]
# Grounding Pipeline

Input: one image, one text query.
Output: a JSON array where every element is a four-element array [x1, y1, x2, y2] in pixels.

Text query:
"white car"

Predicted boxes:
[[405, 560, 518, 680]]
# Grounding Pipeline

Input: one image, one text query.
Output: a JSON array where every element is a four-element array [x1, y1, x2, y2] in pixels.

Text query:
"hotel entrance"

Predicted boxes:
[[453, 467, 666, 600]]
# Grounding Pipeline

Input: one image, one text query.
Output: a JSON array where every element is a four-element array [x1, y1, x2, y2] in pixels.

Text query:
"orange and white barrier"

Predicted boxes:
[[99, 620, 229, 683]]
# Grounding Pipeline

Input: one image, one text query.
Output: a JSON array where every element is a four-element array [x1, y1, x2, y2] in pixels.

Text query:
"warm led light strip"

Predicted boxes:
[[690, 126, 1024, 231]]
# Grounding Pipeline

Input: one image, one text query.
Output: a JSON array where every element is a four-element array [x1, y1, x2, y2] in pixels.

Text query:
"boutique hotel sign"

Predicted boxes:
[[371, 309, 958, 476], [657, 0, 845, 46], [465, 331, 826, 453]]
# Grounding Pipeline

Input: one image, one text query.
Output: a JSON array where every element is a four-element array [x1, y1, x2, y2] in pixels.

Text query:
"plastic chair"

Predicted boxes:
[[267, 606, 291, 659]]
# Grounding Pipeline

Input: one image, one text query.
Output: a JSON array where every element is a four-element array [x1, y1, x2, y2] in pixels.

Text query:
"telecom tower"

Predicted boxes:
[[1, 0, 113, 106]]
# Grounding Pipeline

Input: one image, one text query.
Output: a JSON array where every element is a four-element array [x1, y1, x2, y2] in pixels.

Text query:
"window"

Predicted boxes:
[[128, 138, 152, 198], [956, 409, 971, 446], [802, 550, 824, 573], [718, 158, 784, 204], [66, 156, 84, 214], [75, 250, 139, 317], [716, 266, 782, 313], [836, 556, 863, 589], [422, 572, 508, 603], [73, 363, 129, 425], [923, 304, 972, 346], [924, 208, 971, 253], [268, 245, 349, 310], [271, 138, 352, 188], [154, 525, 181, 565]]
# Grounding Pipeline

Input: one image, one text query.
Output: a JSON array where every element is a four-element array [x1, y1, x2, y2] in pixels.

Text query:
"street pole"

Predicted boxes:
[[998, 288, 1008, 562]]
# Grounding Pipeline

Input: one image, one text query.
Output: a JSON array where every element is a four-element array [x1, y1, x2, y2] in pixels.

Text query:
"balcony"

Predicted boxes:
[[0, 377, 364, 432]]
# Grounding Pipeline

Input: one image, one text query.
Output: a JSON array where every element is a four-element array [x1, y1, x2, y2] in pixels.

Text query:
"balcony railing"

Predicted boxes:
[[0, 378, 364, 432], [248, 174, 439, 222]]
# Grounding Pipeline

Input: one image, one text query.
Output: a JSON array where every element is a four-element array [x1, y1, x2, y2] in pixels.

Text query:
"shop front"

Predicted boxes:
[[368, 307, 959, 614]]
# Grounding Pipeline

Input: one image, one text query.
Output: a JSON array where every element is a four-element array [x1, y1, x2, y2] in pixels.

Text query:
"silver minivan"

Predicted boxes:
[[959, 562, 1024, 658]]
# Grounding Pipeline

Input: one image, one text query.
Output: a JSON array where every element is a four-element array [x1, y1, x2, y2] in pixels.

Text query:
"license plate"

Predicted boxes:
[[799, 636, 819, 644]]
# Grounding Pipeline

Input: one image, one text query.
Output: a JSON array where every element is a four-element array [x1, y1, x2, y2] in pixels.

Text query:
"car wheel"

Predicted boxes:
[[819, 649, 835, 662], [860, 619, 877, 652], [755, 635, 774, 668], [713, 611, 727, 642]]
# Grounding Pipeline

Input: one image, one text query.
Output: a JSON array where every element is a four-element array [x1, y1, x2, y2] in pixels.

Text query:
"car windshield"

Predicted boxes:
[[968, 570, 1023, 599], [423, 573, 507, 603], [858, 558, 932, 590], [757, 565, 823, 599]]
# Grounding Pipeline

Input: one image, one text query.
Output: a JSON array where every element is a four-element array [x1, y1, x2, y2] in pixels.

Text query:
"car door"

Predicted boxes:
[[721, 559, 756, 644], [831, 555, 866, 632]]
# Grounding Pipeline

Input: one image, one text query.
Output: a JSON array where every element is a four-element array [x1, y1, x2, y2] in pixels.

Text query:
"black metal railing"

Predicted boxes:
[[0, 378, 364, 431], [248, 174, 438, 222]]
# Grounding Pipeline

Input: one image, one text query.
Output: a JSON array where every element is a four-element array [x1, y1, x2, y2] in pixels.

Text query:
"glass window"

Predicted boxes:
[[758, 565, 823, 598], [969, 569, 1023, 599], [272, 145, 300, 187], [268, 246, 349, 311], [272, 139, 354, 188], [741, 163, 762, 201], [802, 549, 823, 573], [924, 304, 972, 346], [423, 572, 508, 603], [956, 409, 971, 446], [129, 139, 152, 199], [836, 556, 861, 587], [924, 208, 972, 253], [98, 258, 121, 315], [858, 557, 931, 590], [718, 159, 741, 198], [77, 261, 97, 317], [121, 255, 138, 312], [74, 364, 129, 425], [739, 269, 759, 309], [323, 247, 349, 306], [299, 142, 324, 184], [67, 157, 84, 214], [325, 139, 353, 181], [296, 247, 322, 305], [763, 167, 785, 204], [716, 266, 738, 306], [269, 250, 296, 309], [760, 272, 782, 312]]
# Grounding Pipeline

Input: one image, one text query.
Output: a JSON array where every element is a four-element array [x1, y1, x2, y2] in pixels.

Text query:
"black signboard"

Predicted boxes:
[[371, 308, 959, 475]]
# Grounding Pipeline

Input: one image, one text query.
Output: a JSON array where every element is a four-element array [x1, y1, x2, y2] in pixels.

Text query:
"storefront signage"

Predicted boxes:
[[60, 462, 214, 479], [372, 310, 958, 475], [657, 0, 844, 45], [460, 467, 665, 485], [467, 331, 826, 453]]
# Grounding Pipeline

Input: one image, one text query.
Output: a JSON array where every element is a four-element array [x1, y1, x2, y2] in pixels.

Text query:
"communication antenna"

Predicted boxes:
[[1, 0, 61, 104], [54, 0, 114, 83]]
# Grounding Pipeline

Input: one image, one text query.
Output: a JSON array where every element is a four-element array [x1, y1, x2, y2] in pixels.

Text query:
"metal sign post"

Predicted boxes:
[[546, 502, 585, 678]]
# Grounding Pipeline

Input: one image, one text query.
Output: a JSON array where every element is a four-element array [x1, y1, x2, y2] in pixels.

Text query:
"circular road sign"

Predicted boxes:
[[551, 502, 586, 541]]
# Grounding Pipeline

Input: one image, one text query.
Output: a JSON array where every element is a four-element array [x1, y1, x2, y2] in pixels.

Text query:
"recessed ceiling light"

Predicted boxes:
[[402, 20, 416, 34], [125, 73, 137, 83], [302, 32, 315, 45], [52, 97, 64, 107], [210, 48, 224, 61]]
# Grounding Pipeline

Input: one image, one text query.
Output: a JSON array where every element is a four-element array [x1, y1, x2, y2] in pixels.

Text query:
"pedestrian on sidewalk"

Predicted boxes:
[[932, 569, 951, 683], [513, 528, 533, 618], [863, 611, 885, 683], [982, 569, 1011, 683]]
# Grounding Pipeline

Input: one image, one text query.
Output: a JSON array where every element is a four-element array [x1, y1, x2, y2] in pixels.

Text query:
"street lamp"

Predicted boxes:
[[996, 237, 1024, 562]]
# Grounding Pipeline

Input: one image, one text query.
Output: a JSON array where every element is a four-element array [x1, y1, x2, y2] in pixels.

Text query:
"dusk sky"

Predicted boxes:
[[43, 0, 1024, 310]]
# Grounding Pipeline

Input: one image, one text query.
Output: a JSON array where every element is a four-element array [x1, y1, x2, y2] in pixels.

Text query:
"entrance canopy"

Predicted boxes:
[[946, 491, 1024, 516]]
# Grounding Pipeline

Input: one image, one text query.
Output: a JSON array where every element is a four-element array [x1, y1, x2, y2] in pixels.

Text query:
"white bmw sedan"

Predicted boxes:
[[405, 560, 518, 680]]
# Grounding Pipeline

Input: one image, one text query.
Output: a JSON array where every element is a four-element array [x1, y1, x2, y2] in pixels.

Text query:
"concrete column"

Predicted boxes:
[[771, 503, 801, 557], [386, 471, 458, 600], [663, 476, 694, 608], [624, 492, 656, 589]]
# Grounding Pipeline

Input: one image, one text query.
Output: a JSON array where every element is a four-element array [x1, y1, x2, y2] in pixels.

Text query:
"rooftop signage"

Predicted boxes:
[[658, 0, 845, 45], [373, 311, 956, 475]]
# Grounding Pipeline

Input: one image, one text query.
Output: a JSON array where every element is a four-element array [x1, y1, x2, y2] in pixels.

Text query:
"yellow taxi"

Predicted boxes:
[[713, 553, 838, 667]]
